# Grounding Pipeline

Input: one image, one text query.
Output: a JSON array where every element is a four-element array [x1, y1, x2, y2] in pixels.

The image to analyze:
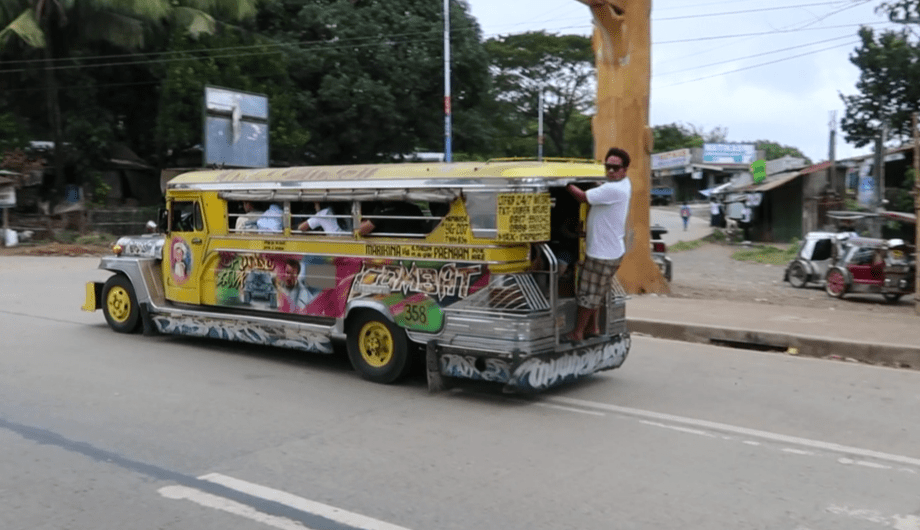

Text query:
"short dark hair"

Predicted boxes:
[[605, 147, 630, 168]]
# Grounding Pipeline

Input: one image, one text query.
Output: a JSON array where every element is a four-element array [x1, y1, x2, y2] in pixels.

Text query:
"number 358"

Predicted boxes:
[[403, 304, 427, 324]]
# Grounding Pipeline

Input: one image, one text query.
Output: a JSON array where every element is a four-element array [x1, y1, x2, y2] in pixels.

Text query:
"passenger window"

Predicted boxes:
[[172, 201, 203, 232], [812, 239, 832, 261], [359, 201, 429, 237], [294, 201, 350, 235]]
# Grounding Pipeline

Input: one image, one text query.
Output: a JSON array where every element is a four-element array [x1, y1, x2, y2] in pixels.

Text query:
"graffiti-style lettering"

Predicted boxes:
[[353, 262, 482, 300], [508, 337, 631, 391], [440, 354, 511, 382]]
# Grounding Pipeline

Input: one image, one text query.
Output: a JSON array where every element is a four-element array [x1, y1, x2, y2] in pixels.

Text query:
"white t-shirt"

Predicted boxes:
[[585, 178, 631, 260], [306, 207, 346, 233]]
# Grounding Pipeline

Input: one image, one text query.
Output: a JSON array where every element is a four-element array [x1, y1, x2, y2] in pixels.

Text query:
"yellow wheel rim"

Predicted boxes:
[[358, 321, 394, 368], [106, 286, 132, 323]]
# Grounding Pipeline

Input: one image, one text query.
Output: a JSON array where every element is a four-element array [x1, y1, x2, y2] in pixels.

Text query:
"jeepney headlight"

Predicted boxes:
[[899, 279, 908, 289], [113, 243, 123, 256]]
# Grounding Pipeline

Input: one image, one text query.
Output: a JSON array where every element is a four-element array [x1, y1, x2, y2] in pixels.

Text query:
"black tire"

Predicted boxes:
[[883, 293, 903, 303], [825, 268, 848, 299], [102, 274, 141, 333], [787, 261, 809, 288], [346, 311, 411, 384]]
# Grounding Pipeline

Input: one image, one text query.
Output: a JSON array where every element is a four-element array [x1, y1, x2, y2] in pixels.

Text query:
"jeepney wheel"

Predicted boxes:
[[102, 274, 141, 333], [883, 293, 903, 303], [346, 311, 411, 384], [825, 268, 848, 299], [787, 261, 809, 288]]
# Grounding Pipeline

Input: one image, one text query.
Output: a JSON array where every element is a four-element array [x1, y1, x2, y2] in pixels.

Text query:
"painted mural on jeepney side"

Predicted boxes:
[[214, 252, 362, 317], [348, 259, 489, 333], [170, 237, 192, 285], [212, 252, 489, 327]]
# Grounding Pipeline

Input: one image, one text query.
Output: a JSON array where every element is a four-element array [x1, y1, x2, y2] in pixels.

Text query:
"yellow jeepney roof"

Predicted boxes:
[[166, 160, 606, 191]]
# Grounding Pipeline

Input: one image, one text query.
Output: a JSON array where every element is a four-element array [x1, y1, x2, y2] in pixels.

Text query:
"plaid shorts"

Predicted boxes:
[[576, 255, 623, 309]]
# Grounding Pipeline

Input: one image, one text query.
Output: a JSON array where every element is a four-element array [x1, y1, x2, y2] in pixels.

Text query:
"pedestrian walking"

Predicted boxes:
[[680, 202, 691, 231]]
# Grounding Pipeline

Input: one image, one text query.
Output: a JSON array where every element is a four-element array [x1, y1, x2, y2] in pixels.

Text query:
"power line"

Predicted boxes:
[[654, 20, 890, 44], [654, 34, 857, 77], [655, 39, 860, 87], [655, 1, 869, 21]]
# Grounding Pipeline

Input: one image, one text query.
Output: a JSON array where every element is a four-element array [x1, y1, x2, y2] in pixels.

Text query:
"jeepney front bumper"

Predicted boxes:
[[428, 332, 631, 393]]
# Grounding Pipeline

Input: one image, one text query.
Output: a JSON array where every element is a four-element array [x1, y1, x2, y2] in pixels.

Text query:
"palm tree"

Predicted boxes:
[[0, 0, 257, 206]]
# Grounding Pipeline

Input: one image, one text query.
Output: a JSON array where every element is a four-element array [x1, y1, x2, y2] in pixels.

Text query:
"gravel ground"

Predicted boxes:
[[668, 242, 917, 315]]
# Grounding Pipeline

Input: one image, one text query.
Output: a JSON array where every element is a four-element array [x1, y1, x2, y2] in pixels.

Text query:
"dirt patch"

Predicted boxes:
[[667, 243, 916, 315]]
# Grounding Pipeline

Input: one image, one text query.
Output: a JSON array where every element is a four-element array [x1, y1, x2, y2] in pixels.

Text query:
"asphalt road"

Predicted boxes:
[[2, 257, 920, 530]]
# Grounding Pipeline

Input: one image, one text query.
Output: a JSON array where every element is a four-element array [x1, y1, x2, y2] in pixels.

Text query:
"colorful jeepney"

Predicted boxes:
[[82, 161, 631, 392]]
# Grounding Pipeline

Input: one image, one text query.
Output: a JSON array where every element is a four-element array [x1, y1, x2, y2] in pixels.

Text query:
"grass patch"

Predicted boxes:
[[732, 245, 797, 265], [669, 239, 706, 252]]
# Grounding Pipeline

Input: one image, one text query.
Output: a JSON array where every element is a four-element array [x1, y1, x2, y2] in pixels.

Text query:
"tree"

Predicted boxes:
[[651, 122, 727, 153], [485, 31, 594, 158], [839, 26, 920, 147], [247, 0, 491, 164], [0, 0, 258, 200], [750, 140, 810, 163]]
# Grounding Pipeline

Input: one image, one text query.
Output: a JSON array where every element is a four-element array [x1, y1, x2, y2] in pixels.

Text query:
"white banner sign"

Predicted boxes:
[[651, 148, 692, 171]]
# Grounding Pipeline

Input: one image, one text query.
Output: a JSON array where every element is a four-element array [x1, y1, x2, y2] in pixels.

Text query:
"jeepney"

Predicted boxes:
[[82, 160, 631, 392]]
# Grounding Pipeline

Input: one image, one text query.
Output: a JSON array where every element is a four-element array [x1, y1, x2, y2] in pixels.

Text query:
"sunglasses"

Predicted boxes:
[[605, 164, 623, 172]]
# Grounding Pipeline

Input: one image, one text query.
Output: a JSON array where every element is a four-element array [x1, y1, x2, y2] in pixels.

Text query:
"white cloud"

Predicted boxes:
[[464, 0, 888, 163]]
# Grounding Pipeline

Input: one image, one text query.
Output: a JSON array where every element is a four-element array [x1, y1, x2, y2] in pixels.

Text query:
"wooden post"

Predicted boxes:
[[576, 0, 667, 294]]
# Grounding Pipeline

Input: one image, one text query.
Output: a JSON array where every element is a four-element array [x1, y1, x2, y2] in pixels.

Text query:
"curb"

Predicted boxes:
[[628, 318, 920, 369]]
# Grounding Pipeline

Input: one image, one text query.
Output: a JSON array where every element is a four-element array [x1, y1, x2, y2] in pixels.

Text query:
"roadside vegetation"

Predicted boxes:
[[731, 242, 798, 265]]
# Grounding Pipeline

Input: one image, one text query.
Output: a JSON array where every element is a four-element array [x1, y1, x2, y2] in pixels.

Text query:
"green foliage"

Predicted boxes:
[[751, 140, 810, 163], [704, 230, 727, 243], [0, 111, 29, 152], [669, 239, 706, 252], [652, 123, 704, 153], [485, 31, 594, 158], [651, 123, 727, 153], [731, 244, 797, 265], [90, 173, 111, 207], [840, 26, 920, 148]]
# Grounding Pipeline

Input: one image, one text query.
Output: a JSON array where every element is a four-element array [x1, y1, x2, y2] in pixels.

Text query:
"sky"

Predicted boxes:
[[463, 0, 898, 164]]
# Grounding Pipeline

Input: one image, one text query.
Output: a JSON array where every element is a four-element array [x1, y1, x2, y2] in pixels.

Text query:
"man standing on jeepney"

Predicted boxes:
[[565, 147, 632, 343]]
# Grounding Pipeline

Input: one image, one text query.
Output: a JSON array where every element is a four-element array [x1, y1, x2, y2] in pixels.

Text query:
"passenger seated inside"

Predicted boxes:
[[297, 202, 347, 234], [358, 201, 425, 236], [256, 203, 284, 232], [235, 201, 262, 231]]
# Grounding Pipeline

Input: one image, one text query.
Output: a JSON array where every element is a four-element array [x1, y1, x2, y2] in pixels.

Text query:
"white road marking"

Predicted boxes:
[[838, 458, 892, 470], [639, 420, 716, 437], [826, 505, 920, 530], [782, 448, 814, 456], [533, 402, 606, 416], [158, 485, 309, 530], [200, 473, 413, 530], [548, 396, 920, 468]]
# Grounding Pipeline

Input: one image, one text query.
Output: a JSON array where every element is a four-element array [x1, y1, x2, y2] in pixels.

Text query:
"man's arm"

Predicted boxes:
[[568, 184, 588, 203]]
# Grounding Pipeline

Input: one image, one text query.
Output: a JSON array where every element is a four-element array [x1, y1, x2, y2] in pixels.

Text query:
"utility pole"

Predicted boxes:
[[872, 129, 886, 237], [913, 113, 920, 316], [443, 0, 452, 163], [829, 111, 838, 196], [537, 87, 544, 161]]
